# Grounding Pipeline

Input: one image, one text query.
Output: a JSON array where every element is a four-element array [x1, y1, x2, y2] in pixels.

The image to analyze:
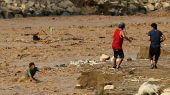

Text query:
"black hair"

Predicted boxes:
[[118, 22, 125, 29], [151, 23, 157, 29], [29, 62, 35, 67]]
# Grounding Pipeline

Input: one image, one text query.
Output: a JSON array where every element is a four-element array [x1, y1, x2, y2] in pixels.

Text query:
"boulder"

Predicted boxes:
[[136, 79, 162, 95], [100, 54, 110, 62], [27, 1, 35, 7], [145, 3, 155, 11], [162, 2, 170, 8], [58, 0, 73, 9], [155, 2, 162, 9]]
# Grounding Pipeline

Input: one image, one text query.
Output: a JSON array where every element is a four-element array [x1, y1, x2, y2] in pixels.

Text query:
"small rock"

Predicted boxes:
[[145, 3, 155, 11], [104, 85, 115, 90], [163, 88, 170, 92], [100, 54, 110, 62], [128, 68, 136, 75], [33, 34, 40, 41], [55, 64, 67, 67], [75, 84, 83, 89], [61, 11, 71, 16], [127, 57, 133, 61]]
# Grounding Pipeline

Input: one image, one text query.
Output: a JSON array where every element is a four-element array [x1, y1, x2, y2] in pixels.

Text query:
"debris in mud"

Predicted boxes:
[[100, 54, 110, 62], [70, 60, 100, 66], [128, 68, 136, 75], [127, 57, 133, 62], [55, 64, 67, 67], [33, 34, 41, 41]]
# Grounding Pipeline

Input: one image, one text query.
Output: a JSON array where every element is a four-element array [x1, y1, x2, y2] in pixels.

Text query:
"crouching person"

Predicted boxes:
[[18, 62, 45, 82]]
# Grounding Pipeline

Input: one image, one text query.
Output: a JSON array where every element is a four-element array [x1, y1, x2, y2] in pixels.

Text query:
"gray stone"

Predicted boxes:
[[61, 11, 71, 16], [58, 0, 73, 9], [27, 1, 35, 7]]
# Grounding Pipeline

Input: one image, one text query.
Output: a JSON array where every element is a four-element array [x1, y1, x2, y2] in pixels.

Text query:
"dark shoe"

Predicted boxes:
[[113, 65, 117, 68], [154, 65, 158, 69]]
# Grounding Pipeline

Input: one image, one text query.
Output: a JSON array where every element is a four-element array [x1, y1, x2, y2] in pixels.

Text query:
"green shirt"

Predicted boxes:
[[26, 67, 39, 78]]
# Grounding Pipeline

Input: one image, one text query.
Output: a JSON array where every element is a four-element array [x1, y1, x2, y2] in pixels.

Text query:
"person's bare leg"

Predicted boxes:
[[113, 58, 117, 68], [117, 58, 124, 69], [150, 59, 154, 69]]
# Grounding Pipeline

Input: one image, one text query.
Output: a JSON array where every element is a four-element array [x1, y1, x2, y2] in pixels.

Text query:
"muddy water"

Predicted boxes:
[[0, 15, 170, 95]]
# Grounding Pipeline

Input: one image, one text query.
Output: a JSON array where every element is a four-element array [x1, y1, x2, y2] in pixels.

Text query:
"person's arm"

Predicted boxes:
[[27, 69, 34, 81], [120, 31, 132, 42], [160, 34, 166, 43], [148, 31, 152, 41]]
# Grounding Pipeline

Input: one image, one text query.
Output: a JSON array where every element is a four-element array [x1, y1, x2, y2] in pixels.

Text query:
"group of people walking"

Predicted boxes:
[[112, 22, 166, 69]]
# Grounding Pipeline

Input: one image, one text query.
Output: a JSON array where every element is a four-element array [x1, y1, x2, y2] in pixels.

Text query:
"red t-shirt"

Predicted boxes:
[[112, 28, 124, 49]]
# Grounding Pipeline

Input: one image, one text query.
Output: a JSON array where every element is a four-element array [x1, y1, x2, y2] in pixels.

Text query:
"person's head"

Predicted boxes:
[[151, 23, 157, 30], [118, 22, 125, 30], [29, 62, 35, 69]]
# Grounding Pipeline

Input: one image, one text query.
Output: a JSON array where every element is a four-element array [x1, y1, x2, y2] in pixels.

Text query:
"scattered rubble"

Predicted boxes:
[[70, 60, 100, 66]]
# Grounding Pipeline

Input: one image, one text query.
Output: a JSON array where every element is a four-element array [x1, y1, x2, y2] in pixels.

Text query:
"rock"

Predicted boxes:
[[58, 0, 73, 9], [162, 2, 170, 8], [4, 0, 13, 3], [146, 3, 155, 11], [33, 34, 40, 41], [75, 84, 83, 89], [94, 0, 109, 4], [66, 7, 74, 13], [128, 68, 136, 75], [104, 85, 115, 90], [155, 3, 162, 9], [27, 1, 35, 7], [61, 11, 71, 16], [100, 54, 110, 62], [148, 0, 155, 4], [55, 64, 67, 67], [136, 79, 162, 95], [127, 57, 133, 61], [161, 92, 170, 95], [163, 88, 170, 92]]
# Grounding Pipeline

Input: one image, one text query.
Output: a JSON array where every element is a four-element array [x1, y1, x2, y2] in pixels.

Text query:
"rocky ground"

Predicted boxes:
[[0, 11, 170, 95], [0, 0, 170, 18]]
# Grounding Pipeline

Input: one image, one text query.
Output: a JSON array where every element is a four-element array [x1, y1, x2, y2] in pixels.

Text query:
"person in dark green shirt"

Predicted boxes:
[[25, 62, 40, 81]]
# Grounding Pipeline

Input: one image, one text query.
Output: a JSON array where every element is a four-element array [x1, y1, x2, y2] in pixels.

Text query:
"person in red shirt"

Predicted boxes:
[[112, 22, 131, 69]]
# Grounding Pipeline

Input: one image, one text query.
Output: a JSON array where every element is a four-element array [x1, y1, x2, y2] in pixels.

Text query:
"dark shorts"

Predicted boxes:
[[113, 49, 124, 58], [149, 46, 161, 61]]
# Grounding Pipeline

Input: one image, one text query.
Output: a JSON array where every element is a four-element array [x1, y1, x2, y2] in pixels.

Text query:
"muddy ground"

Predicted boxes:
[[0, 11, 170, 95]]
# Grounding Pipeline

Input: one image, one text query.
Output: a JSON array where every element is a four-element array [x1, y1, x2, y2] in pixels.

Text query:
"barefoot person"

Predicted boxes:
[[148, 23, 166, 69], [112, 22, 131, 69]]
